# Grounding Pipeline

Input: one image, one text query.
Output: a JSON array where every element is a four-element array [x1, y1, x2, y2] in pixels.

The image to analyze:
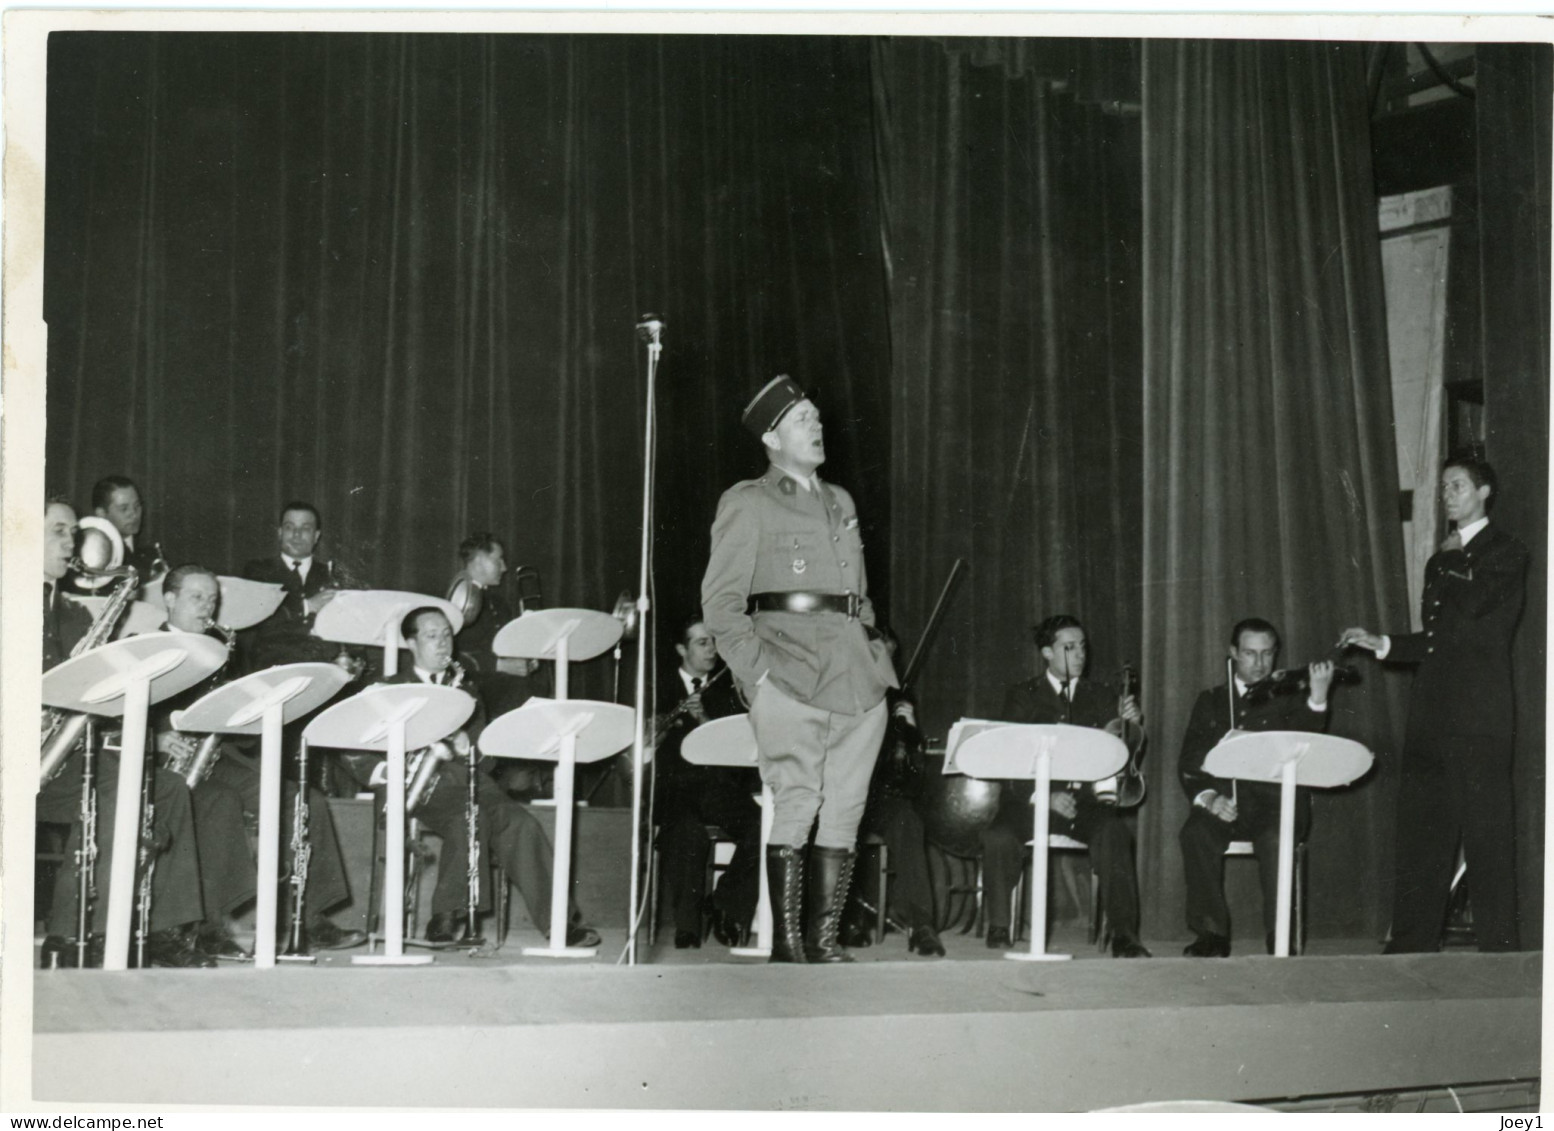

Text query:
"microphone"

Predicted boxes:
[[635, 313, 665, 344]]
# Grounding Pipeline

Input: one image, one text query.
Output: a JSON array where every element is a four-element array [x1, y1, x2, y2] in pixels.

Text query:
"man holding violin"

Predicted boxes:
[[1178, 618, 1334, 957], [985, 615, 1150, 958]]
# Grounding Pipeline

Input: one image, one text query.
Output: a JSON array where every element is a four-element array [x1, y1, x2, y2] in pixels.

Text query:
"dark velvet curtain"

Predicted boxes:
[[1476, 44, 1551, 949], [875, 38, 1144, 736], [44, 33, 891, 701], [1139, 41, 1412, 940]]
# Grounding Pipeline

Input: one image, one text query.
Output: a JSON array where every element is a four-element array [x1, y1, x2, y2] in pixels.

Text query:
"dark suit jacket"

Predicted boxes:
[[455, 584, 518, 675], [1177, 683, 1330, 805], [1386, 522, 1528, 744], [1000, 676, 1118, 806], [241, 555, 346, 670], [656, 669, 756, 813], [43, 589, 95, 671], [339, 660, 486, 789]]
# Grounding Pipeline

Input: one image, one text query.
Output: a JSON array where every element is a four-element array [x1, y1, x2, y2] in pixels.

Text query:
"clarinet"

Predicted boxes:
[[134, 742, 156, 968], [75, 718, 100, 966], [464, 729, 483, 948], [280, 738, 315, 961]]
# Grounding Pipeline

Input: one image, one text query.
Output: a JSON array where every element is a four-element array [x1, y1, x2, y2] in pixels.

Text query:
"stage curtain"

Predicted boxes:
[[43, 33, 891, 700], [1476, 44, 1551, 949], [874, 38, 1144, 734], [1138, 41, 1412, 940]]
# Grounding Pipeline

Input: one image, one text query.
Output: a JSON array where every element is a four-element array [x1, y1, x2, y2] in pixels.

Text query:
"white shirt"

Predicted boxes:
[[282, 554, 313, 586], [1045, 671, 1077, 700], [678, 667, 712, 696]]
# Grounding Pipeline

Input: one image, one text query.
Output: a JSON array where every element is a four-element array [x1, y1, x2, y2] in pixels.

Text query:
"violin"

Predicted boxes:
[[1103, 663, 1147, 808], [1240, 653, 1360, 706]]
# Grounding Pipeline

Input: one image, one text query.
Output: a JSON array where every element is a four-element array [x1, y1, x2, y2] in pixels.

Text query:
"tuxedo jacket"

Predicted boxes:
[[1177, 683, 1329, 803], [999, 676, 1118, 806], [655, 669, 756, 809], [241, 555, 347, 669], [43, 589, 95, 671], [455, 584, 518, 675], [1386, 522, 1528, 744]]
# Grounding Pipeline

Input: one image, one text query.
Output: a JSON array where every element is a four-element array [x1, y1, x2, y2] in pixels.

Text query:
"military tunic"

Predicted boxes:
[[701, 466, 898, 848]]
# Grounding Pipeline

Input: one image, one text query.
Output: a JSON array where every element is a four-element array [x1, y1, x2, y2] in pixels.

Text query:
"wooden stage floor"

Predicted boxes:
[[25, 923, 1542, 1112]]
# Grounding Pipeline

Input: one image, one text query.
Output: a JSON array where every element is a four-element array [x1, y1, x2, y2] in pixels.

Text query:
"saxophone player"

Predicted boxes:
[[344, 607, 600, 948], [37, 499, 214, 968], [154, 565, 368, 954]]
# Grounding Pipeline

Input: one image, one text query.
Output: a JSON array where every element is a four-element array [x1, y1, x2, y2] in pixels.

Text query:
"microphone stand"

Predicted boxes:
[[626, 315, 662, 965]]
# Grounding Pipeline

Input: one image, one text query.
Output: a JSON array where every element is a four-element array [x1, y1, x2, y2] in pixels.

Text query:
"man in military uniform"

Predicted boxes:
[[701, 375, 898, 963], [1342, 453, 1529, 953]]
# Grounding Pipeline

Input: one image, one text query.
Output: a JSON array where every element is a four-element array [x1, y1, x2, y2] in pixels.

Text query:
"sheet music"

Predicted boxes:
[[943, 717, 1006, 774]]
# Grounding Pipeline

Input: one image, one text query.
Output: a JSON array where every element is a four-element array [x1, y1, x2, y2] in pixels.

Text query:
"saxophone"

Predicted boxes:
[[159, 621, 236, 788], [404, 660, 468, 812], [39, 566, 141, 786]]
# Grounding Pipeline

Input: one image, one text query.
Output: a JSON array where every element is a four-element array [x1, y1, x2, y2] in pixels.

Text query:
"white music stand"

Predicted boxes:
[[171, 663, 352, 968], [487, 608, 629, 957], [952, 722, 1127, 962], [137, 576, 286, 631], [681, 713, 770, 958], [41, 634, 229, 971], [1204, 730, 1373, 957], [313, 590, 464, 678], [303, 684, 475, 965], [65, 597, 166, 640]]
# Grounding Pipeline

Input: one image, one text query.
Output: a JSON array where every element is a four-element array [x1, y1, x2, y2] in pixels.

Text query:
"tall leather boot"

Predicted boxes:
[[805, 845, 857, 963], [766, 844, 808, 964]]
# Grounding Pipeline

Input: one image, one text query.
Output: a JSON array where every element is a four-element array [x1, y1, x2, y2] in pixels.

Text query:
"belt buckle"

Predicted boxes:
[[844, 592, 861, 619]]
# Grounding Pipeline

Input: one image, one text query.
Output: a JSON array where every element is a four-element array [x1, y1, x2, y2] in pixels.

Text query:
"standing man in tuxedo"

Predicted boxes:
[[346, 607, 600, 949], [982, 615, 1150, 958], [654, 616, 760, 949], [37, 499, 213, 968], [242, 501, 351, 672], [154, 564, 367, 954], [701, 375, 898, 963], [1178, 618, 1333, 957], [1342, 454, 1529, 953]]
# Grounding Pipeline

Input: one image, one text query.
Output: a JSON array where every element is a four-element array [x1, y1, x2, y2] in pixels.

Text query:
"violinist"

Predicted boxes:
[[1178, 618, 1333, 957], [983, 615, 1150, 958]]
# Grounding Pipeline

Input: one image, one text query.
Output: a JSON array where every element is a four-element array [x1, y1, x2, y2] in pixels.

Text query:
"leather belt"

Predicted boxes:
[[749, 591, 861, 619]]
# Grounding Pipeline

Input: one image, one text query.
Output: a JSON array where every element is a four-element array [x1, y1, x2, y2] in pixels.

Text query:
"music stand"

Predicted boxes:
[[41, 634, 229, 971], [303, 684, 475, 965], [313, 590, 464, 678], [681, 713, 770, 958], [487, 608, 629, 957], [952, 722, 1127, 962], [65, 597, 167, 640], [137, 576, 287, 631], [1203, 730, 1372, 957], [171, 663, 352, 968]]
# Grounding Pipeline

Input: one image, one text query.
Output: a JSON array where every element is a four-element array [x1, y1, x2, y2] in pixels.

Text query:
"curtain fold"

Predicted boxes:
[[1476, 43, 1551, 950], [877, 38, 1144, 738], [44, 33, 891, 703], [1139, 40, 1411, 939]]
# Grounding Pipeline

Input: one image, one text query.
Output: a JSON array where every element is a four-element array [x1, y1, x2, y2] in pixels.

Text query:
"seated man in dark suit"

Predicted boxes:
[[241, 500, 358, 672], [982, 615, 1150, 958], [653, 616, 760, 949], [154, 564, 368, 955], [344, 607, 599, 948], [37, 499, 213, 968], [1178, 617, 1334, 957]]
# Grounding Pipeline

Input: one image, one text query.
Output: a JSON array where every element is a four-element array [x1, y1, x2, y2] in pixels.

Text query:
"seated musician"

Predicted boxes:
[[64, 474, 163, 594], [654, 616, 760, 949], [37, 499, 214, 968], [1178, 617, 1333, 957], [344, 607, 600, 948], [241, 501, 355, 672], [153, 564, 368, 955], [448, 532, 547, 718], [982, 615, 1150, 958], [841, 631, 945, 957]]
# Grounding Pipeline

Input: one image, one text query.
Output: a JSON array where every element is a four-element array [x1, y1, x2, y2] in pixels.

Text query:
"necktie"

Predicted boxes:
[[692, 677, 704, 693]]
